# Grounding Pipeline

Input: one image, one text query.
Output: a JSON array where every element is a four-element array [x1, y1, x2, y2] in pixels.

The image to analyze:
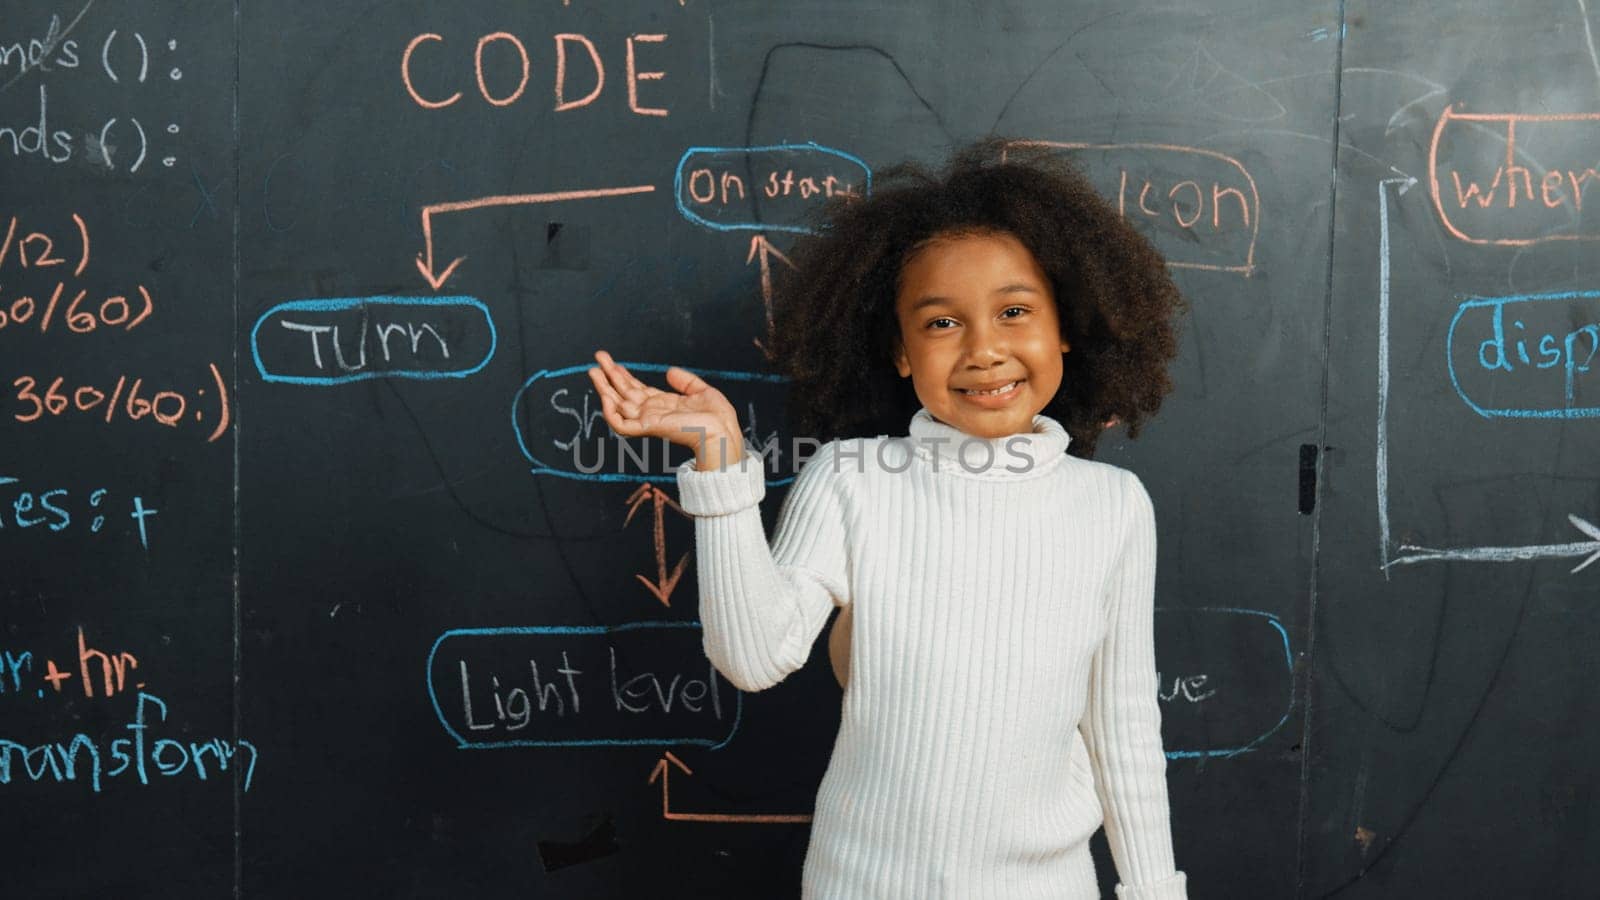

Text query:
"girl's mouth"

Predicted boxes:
[[955, 379, 1024, 403]]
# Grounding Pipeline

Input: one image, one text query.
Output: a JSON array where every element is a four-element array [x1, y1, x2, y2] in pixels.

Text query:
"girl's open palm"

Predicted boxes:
[[587, 350, 741, 451]]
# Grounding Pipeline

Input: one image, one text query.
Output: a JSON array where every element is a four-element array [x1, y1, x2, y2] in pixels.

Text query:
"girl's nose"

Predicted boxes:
[[961, 320, 1007, 365]]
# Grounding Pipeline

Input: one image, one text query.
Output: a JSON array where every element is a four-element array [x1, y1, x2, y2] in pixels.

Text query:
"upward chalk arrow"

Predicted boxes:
[[746, 234, 795, 356]]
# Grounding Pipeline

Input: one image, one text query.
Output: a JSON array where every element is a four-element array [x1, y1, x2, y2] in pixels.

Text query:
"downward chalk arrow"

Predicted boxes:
[[414, 185, 657, 290], [1392, 514, 1600, 573]]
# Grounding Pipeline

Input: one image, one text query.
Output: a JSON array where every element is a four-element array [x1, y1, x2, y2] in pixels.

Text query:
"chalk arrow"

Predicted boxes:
[[625, 483, 690, 607], [1392, 514, 1600, 573], [746, 233, 795, 301], [1569, 514, 1600, 572], [415, 205, 465, 290], [746, 234, 795, 357], [414, 185, 657, 291], [1374, 175, 1597, 576], [648, 751, 812, 824]]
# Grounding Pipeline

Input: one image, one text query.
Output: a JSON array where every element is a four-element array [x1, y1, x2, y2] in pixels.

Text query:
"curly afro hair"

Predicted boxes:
[[765, 135, 1186, 460]]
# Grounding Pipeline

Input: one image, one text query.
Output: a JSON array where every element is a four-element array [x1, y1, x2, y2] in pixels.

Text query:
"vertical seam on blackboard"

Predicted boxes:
[[1297, 3, 1346, 898], [707, 8, 716, 110], [231, 0, 242, 896]]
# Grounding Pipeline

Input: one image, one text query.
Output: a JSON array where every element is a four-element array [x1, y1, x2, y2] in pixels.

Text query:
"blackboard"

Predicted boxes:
[[4, 1, 1596, 897]]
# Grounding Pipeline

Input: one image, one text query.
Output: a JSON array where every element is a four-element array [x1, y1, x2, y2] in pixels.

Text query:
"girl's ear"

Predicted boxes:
[[893, 340, 911, 377], [1060, 337, 1071, 354]]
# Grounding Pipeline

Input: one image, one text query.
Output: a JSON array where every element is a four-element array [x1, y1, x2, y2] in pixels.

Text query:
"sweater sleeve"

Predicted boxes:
[[1080, 471, 1188, 900], [674, 439, 851, 693]]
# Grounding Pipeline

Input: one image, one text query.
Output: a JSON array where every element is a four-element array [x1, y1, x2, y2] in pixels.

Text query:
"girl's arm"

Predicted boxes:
[[1080, 471, 1189, 900], [675, 439, 852, 693]]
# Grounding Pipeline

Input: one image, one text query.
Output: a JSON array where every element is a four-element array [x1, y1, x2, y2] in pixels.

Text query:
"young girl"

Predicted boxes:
[[587, 137, 1188, 899]]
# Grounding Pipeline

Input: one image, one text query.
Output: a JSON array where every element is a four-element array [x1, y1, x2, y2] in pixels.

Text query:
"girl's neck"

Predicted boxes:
[[903, 406, 1071, 480]]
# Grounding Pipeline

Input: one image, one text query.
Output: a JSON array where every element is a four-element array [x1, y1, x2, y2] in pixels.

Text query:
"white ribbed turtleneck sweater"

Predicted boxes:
[[675, 407, 1187, 900]]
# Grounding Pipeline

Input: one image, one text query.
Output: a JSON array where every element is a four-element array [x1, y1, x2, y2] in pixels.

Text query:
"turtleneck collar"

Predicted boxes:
[[903, 406, 1071, 480]]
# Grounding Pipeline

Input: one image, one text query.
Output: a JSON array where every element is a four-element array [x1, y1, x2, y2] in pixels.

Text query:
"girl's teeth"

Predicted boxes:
[[960, 381, 1018, 395]]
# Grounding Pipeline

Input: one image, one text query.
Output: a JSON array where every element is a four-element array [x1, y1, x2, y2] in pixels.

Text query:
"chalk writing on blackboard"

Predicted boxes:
[[1, 628, 139, 700], [0, 476, 161, 547], [4, 12, 187, 170], [1, 208, 229, 438], [2, 628, 256, 791], [252, 296, 496, 385], [1004, 140, 1260, 275], [2, 86, 72, 165], [1158, 673, 1216, 704], [0, 212, 89, 276], [427, 623, 740, 750], [1430, 106, 1600, 245], [674, 144, 872, 233], [1156, 607, 1294, 760], [0, 12, 82, 82], [0, 693, 257, 792], [1447, 291, 1600, 418], [401, 30, 670, 116], [11, 365, 228, 443], [0, 283, 152, 335], [0, 211, 167, 349]]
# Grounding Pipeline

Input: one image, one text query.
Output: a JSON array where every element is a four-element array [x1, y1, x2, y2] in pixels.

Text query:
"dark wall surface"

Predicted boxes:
[[2, 1, 1594, 897]]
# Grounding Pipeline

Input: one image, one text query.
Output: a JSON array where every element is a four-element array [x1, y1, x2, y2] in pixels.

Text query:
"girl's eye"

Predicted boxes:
[[927, 308, 1026, 329]]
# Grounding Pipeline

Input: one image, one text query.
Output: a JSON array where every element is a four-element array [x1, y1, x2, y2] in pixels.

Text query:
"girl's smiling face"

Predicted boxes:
[[892, 230, 1070, 439]]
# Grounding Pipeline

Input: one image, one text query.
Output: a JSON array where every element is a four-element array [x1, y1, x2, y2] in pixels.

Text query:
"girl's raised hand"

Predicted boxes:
[[587, 350, 744, 465]]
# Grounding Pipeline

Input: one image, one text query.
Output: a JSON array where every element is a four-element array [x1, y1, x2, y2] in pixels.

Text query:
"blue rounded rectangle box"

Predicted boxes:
[[1447, 290, 1600, 419], [252, 295, 497, 385], [427, 622, 742, 750], [674, 142, 871, 233]]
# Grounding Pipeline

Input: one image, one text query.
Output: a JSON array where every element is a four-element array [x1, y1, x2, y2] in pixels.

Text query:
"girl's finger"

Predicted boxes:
[[597, 389, 640, 436], [598, 350, 655, 398], [588, 366, 625, 411], [588, 368, 619, 417], [600, 371, 647, 412], [592, 352, 633, 399], [665, 366, 708, 395], [589, 367, 643, 431]]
